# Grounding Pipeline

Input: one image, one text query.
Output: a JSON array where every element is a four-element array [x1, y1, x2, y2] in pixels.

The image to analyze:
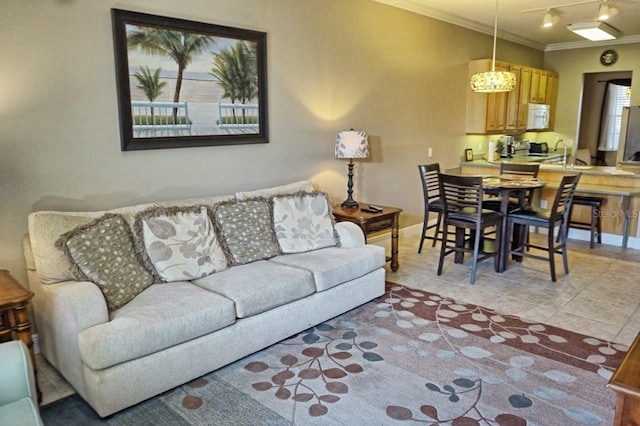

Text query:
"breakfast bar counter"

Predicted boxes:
[[460, 160, 640, 248]]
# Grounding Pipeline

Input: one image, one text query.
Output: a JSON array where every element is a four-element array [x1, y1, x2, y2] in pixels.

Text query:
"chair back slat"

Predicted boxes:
[[551, 173, 581, 220], [418, 164, 441, 207], [499, 163, 540, 178], [500, 163, 540, 205], [439, 174, 484, 213]]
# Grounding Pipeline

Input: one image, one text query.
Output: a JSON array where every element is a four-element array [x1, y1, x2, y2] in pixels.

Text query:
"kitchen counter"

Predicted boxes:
[[460, 160, 640, 248], [463, 159, 640, 176]]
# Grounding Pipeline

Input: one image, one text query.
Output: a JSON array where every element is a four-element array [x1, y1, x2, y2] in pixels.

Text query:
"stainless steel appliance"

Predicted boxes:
[[499, 136, 514, 157], [529, 142, 548, 153], [620, 106, 640, 161]]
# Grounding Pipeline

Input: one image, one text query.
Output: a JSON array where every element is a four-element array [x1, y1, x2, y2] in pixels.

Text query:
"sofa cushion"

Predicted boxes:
[[235, 180, 314, 200], [272, 191, 339, 254], [55, 214, 154, 311], [134, 206, 228, 282], [78, 282, 236, 370], [27, 194, 233, 284], [192, 261, 315, 318], [269, 245, 386, 292], [213, 199, 280, 265]]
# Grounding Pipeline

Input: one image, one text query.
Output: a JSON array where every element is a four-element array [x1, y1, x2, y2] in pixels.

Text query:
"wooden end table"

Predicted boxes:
[[332, 203, 402, 271], [607, 331, 640, 425], [0, 269, 41, 403]]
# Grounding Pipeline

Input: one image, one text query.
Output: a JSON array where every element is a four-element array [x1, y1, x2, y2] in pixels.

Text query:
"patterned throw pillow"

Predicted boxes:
[[213, 199, 280, 265], [271, 191, 339, 253], [134, 206, 228, 282], [56, 213, 154, 312]]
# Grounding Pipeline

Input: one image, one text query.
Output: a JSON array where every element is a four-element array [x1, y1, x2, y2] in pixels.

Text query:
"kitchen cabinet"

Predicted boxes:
[[466, 59, 558, 134], [529, 69, 548, 104], [506, 65, 532, 132], [545, 71, 559, 130], [485, 62, 510, 132]]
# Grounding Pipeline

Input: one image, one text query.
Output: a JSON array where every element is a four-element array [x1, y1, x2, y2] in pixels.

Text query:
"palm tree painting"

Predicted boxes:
[[127, 28, 216, 120], [210, 41, 259, 125], [112, 9, 268, 151], [133, 66, 167, 123]]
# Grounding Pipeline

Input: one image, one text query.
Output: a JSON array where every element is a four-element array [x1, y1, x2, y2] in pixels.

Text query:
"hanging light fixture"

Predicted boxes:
[[598, 1, 610, 20], [543, 9, 554, 28], [470, 0, 516, 93]]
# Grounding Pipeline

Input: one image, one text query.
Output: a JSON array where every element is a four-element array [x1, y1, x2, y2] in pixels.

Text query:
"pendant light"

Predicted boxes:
[[470, 0, 516, 93]]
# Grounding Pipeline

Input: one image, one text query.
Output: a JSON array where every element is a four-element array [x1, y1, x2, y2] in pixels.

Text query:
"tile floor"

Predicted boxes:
[[36, 231, 640, 406]]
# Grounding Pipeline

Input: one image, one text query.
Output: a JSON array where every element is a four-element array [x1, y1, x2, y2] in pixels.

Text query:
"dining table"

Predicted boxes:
[[481, 175, 547, 272]]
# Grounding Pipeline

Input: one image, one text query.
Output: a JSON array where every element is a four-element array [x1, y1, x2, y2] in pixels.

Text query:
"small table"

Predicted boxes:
[[332, 203, 402, 272], [482, 176, 547, 272], [607, 331, 640, 425], [0, 269, 41, 402]]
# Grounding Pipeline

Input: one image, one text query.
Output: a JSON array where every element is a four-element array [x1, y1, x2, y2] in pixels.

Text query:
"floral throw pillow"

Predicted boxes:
[[272, 191, 339, 253], [56, 213, 154, 312], [214, 199, 281, 265], [134, 206, 228, 282]]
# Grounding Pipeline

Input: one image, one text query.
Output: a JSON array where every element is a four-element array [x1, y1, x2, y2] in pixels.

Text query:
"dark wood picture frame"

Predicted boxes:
[[465, 148, 474, 162], [112, 9, 268, 151]]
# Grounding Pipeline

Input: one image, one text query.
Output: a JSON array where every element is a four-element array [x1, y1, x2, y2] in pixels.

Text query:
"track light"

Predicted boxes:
[[598, 2, 610, 20], [543, 9, 554, 28]]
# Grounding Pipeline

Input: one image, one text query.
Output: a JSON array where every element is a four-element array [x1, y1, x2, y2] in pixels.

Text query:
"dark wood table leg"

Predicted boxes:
[[390, 212, 400, 271]]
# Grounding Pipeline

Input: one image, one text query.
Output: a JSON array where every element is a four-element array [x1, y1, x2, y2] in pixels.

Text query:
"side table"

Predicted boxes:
[[607, 331, 640, 425], [0, 269, 41, 403], [332, 203, 402, 271]]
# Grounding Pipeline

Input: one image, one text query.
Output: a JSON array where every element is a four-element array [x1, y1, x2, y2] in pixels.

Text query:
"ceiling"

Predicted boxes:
[[374, 0, 640, 51]]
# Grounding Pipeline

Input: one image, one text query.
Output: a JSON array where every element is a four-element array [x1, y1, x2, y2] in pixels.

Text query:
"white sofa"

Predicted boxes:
[[22, 181, 385, 417]]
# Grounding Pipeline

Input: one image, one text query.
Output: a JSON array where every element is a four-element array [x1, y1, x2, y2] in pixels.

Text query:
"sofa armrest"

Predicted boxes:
[[46, 280, 109, 333], [335, 222, 366, 248]]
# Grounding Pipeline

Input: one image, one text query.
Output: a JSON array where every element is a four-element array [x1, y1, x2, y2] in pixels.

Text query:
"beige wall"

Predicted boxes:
[[0, 0, 543, 284], [542, 43, 640, 148]]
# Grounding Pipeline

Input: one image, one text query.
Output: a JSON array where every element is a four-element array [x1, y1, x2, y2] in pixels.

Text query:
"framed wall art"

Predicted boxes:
[[112, 9, 268, 151], [465, 148, 474, 162]]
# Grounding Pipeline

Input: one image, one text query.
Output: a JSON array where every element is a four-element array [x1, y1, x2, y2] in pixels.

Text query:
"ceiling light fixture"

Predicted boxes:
[[543, 9, 554, 27], [470, 0, 516, 93], [598, 1, 610, 20], [566, 20, 621, 41]]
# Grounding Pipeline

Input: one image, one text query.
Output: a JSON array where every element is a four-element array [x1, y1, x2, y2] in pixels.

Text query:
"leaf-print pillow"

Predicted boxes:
[[134, 205, 228, 282], [271, 191, 339, 254], [55, 213, 154, 312]]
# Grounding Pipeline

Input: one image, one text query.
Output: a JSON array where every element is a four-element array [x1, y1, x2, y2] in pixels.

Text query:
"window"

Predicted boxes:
[[598, 83, 632, 151]]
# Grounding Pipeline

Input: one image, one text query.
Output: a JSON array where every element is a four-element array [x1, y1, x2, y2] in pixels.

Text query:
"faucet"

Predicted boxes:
[[554, 139, 568, 169]]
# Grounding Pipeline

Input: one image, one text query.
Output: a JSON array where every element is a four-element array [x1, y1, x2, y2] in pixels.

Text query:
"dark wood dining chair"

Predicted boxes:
[[508, 173, 581, 282], [418, 164, 444, 252], [483, 162, 540, 212], [437, 174, 503, 284]]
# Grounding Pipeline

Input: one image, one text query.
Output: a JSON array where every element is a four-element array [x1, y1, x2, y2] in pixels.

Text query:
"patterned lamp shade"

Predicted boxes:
[[335, 131, 369, 159], [470, 71, 516, 93]]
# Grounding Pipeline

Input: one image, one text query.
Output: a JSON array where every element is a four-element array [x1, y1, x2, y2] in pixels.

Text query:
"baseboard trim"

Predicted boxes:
[[368, 220, 640, 250]]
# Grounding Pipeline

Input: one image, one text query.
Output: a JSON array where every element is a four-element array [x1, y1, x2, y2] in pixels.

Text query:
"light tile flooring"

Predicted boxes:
[[36, 232, 640, 406]]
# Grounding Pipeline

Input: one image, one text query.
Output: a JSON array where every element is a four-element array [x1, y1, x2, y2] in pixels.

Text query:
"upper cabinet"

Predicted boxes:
[[466, 59, 559, 135]]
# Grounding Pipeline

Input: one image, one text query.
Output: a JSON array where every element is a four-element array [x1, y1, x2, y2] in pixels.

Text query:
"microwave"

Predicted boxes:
[[527, 104, 550, 130]]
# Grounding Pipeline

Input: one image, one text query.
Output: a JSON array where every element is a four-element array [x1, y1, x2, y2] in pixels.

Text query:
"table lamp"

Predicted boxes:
[[335, 130, 369, 208]]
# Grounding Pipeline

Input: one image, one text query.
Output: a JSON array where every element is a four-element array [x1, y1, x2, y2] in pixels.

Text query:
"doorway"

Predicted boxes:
[[577, 71, 632, 166]]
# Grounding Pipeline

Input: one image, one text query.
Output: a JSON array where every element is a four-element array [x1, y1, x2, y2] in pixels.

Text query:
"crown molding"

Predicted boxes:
[[544, 35, 640, 51], [373, 0, 639, 53], [374, 0, 545, 51]]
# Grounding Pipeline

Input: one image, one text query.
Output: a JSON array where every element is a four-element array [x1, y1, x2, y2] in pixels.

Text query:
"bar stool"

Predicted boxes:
[[568, 195, 605, 248]]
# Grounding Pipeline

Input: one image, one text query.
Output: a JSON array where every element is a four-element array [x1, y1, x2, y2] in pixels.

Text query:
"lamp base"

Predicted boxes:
[[340, 199, 359, 209]]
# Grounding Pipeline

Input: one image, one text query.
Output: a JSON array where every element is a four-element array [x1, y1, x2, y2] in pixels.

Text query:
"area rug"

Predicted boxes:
[[41, 282, 628, 425]]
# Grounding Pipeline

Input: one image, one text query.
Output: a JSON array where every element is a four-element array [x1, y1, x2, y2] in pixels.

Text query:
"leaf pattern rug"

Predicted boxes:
[[40, 282, 628, 426]]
